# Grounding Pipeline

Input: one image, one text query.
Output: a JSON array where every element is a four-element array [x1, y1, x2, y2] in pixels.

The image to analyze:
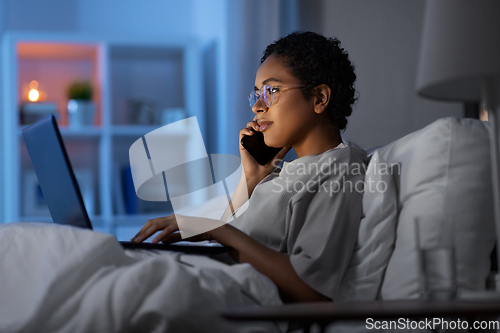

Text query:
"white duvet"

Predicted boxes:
[[0, 223, 284, 333]]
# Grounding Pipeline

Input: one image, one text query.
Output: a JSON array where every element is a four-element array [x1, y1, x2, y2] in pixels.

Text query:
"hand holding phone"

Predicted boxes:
[[240, 130, 283, 166]]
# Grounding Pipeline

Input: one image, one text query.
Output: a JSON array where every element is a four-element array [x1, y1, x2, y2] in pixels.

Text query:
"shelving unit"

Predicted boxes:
[[1, 32, 206, 237]]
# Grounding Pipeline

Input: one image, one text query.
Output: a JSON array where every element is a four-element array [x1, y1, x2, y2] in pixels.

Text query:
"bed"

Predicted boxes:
[[0, 221, 285, 333]]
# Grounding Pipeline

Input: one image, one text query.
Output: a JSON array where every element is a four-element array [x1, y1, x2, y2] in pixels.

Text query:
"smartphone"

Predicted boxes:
[[241, 130, 282, 166]]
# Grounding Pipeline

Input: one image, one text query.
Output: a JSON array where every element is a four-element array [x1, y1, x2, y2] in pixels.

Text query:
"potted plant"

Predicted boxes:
[[66, 80, 95, 127]]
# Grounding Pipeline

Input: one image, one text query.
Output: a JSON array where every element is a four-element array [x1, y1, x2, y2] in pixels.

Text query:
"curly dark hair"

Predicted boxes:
[[261, 31, 356, 131]]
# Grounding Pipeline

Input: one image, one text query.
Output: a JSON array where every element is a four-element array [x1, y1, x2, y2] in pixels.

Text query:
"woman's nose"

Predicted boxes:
[[252, 98, 267, 114]]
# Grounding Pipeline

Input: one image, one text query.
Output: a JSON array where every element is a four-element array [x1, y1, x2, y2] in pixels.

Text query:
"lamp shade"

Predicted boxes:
[[416, 0, 500, 102]]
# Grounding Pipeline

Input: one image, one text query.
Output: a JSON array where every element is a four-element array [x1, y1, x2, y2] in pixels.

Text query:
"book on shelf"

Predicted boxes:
[[117, 164, 173, 217], [113, 164, 126, 215], [122, 164, 138, 215]]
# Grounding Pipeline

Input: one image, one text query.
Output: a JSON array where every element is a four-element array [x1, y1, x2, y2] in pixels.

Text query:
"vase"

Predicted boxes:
[[67, 99, 95, 128]]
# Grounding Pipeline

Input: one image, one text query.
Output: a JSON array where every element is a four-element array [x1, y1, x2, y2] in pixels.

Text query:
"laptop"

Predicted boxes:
[[22, 114, 229, 255]]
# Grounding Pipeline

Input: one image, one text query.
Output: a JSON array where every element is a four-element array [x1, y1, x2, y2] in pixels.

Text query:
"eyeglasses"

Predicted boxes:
[[248, 84, 303, 109]]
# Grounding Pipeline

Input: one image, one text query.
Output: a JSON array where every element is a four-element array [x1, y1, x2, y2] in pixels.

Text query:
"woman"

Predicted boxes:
[[132, 31, 366, 303]]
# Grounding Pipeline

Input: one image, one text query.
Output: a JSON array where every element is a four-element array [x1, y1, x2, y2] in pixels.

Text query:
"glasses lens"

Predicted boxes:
[[262, 85, 273, 107], [248, 91, 258, 108], [249, 86, 276, 109]]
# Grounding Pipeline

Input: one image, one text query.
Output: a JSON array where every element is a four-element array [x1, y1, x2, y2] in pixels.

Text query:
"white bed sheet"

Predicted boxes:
[[0, 223, 284, 333]]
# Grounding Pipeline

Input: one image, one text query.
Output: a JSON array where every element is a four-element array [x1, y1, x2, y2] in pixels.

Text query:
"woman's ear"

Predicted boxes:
[[313, 84, 331, 114]]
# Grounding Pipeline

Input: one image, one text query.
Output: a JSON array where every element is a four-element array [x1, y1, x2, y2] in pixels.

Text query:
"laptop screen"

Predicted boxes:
[[22, 115, 93, 229]]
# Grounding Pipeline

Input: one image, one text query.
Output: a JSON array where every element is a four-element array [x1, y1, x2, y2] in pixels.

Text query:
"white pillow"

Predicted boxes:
[[337, 151, 398, 301], [338, 117, 495, 302], [378, 117, 495, 299]]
